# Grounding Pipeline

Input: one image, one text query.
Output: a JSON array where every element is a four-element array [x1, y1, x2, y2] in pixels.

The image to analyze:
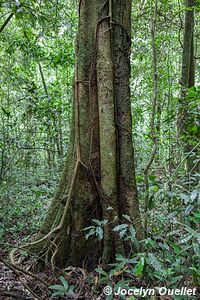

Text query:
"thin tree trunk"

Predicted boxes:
[[0, 3, 23, 33], [178, 0, 199, 182], [144, 0, 158, 237], [0, 13, 14, 33]]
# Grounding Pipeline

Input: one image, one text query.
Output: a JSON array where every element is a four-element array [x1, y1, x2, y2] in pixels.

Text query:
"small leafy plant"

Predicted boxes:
[[84, 219, 108, 240], [49, 276, 75, 298]]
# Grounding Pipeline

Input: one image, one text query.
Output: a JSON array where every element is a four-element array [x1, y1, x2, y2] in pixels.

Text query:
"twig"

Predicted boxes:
[[0, 12, 14, 33], [0, 3, 24, 33]]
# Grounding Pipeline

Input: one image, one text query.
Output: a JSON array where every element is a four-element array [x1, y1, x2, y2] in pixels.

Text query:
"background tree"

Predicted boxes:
[[178, 0, 199, 182]]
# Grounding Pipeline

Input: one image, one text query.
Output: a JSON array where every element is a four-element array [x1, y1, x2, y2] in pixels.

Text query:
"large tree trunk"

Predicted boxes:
[[30, 0, 143, 269], [178, 0, 199, 181]]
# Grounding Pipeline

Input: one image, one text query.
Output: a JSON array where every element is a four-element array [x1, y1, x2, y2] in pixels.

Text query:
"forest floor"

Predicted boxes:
[[0, 247, 99, 300], [1, 215, 199, 300], [0, 248, 154, 300], [1, 248, 196, 300]]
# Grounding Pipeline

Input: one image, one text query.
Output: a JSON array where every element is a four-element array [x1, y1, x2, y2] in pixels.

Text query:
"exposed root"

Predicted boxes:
[[4, 255, 48, 288], [0, 257, 48, 300]]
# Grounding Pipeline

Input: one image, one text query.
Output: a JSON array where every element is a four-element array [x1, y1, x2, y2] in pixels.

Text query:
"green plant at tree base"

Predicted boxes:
[[84, 206, 199, 299], [49, 276, 75, 298]]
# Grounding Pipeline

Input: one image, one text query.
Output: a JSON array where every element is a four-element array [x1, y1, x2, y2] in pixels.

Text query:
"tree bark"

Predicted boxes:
[[29, 0, 143, 269], [178, 0, 199, 181]]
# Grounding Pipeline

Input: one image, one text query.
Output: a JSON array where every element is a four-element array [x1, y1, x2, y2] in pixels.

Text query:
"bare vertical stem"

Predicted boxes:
[[144, 0, 158, 237]]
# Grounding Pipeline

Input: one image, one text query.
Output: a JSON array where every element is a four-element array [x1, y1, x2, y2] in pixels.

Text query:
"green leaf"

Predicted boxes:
[[149, 185, 159, 192], [184, 226, 197, 235], [92, 219, 102, 226], [148, 253, 163, 273], [193, 243, 200, 257], [122, 214, 131, 222], [180, 193, 190, 204], [115, 254, 127, 262], [135, 257, 145, 276], [190, 190, 198, 201], [85, 228, 95, 240], [95, 267, 108, 277], [168, 241, 182, 254], [107, 206, 114, 211], [178, 234, 193, 245], [96, 226, 103, 240], [119, 229, 127, 238], [113, 224, 128, 232], [129, 225, 136, 237], [184, 205, 194, 215], [59, 276, 69, 290], [92, 219, 108, 226], [189, 213, 200, 224], [84, 225, 95, 231], [49, 285, 66, 291]]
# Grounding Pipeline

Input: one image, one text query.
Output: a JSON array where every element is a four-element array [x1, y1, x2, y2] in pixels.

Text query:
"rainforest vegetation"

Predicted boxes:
[[0, 0, 199, 299]]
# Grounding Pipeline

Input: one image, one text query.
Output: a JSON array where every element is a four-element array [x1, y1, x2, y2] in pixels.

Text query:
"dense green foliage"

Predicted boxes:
[[0, 0, 199, 299], [0, 0, 77, 240]]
